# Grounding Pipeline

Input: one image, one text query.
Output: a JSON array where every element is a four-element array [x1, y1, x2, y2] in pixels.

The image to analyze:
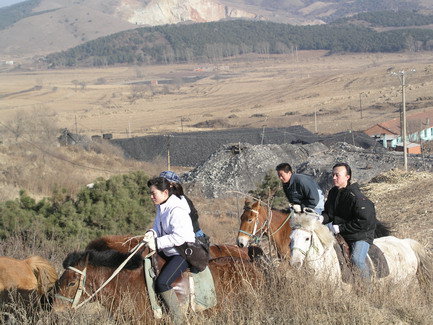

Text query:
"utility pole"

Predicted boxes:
[[359, 92, 365, 119], [391, 69, 415, 172], [261, 117, 268, 145], [314, 106, 317, 133], [166, 135, 171, 171]]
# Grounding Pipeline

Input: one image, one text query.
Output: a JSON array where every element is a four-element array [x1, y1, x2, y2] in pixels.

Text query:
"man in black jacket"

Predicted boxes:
[[322, 163, 376, 281]]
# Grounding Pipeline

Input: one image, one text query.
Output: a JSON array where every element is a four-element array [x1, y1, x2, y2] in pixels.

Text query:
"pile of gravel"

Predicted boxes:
[[111, 126, 384, 168], [182, 142, 433, 198]]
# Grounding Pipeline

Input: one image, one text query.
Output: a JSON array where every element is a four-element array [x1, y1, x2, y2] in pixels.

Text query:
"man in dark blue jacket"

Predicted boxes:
[[322, 163, 377, 281], [276, 163, 324, 214]]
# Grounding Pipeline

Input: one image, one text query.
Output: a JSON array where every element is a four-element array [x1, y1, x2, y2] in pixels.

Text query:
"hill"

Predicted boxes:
[[0, 0, 432, 58], [43, 20, 433, 68]]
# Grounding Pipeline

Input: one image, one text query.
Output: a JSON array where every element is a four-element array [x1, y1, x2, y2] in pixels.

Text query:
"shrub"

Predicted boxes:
[[0, 171, 154, 246]]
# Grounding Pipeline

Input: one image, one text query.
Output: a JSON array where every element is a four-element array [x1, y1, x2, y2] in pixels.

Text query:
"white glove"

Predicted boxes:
[[142, 230, 155, 242], [316, 214, 324, 224], [292, 204, 302, 213], [142, 230, 156, 252], [326, 223, 340, 235]]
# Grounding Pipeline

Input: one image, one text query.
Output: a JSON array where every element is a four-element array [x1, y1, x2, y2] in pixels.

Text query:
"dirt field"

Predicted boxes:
[[1, 51, 433, 139]]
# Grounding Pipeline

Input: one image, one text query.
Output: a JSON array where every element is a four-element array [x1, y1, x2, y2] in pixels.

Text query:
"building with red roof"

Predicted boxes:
[[364, 109, 433, 154]]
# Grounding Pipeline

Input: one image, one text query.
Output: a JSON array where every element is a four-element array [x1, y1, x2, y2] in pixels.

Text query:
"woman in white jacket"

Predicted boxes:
[[144, 176, 195, 324]]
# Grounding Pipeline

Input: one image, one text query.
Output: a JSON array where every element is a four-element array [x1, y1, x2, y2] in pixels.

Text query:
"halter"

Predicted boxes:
[[239, 205, 294, 245], [55, 240, 146, 309], [238, 208, 269, 244], [55, 266, 90, 308], [290, 225, 319, 257]]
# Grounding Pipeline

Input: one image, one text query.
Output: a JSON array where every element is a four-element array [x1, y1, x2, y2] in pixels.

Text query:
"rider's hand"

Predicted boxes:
[[292, 204, 302, 213], [142, 230, 155, 243], [326, 223, 340, 235], [142, 230, 157, 252]]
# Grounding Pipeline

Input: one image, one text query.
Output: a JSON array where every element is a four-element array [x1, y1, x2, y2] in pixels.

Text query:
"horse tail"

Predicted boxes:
[[408, 240, 432, 287], [374, 220, 392, 238], [25, 256, 58, 295]]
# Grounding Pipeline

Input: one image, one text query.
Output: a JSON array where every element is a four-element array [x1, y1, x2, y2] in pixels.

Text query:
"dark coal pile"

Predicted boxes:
[[110, 126, 319, 167], [319, 131, 386, 151], [111, 126, 388, 168], [182, 142, 433, 198]]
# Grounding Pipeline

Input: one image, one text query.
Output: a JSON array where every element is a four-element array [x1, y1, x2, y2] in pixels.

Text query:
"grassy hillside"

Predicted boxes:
[[45, 19, 433, 68], [0, 0, 42, 30]]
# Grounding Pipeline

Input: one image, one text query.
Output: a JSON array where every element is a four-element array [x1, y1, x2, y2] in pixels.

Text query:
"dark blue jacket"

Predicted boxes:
[[282, 173, 324, 211]]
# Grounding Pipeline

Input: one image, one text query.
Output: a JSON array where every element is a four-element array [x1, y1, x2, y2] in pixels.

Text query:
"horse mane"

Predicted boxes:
[[25, 256, 58, 294], [62, 250, 142, 270], [291, 213, 334, 249]]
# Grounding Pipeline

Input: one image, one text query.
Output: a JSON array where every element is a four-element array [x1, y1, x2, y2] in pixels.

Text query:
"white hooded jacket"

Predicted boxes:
[[151, 194, 195, 256]]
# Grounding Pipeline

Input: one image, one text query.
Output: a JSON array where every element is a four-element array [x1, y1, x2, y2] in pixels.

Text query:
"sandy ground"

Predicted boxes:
[[1, 51, 433, 139]]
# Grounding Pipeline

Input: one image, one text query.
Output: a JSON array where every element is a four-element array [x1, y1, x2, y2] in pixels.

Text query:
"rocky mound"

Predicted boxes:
[[183, 142, 433, 198]]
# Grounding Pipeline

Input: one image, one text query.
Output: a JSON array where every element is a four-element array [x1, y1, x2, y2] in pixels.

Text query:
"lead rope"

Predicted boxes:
[[73, 240, 147, 309]]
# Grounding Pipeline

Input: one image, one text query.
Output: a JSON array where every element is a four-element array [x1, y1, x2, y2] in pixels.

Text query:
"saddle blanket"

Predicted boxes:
[[144, 258, 217, 318]]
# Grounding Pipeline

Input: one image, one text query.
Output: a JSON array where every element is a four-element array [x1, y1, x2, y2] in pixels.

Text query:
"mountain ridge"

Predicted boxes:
[[0, 0, 431, 58]]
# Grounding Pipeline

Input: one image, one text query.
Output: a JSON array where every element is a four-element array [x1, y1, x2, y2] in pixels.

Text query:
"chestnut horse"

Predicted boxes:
[[86, 235, 259, 261], [237, 199, 292, 259], [0, 256, 58, 309], [53, 248, 264, 323], [236, 199, 392, 260]]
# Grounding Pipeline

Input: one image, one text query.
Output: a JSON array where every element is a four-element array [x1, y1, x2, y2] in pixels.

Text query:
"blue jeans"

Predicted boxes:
[[350, 240, 370, 280], [155, 253, 189, 293]]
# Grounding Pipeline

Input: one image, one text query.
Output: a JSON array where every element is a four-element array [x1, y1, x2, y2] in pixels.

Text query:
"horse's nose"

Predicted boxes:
[[290, 260, 302, 269], [236, 237, 247, 248]]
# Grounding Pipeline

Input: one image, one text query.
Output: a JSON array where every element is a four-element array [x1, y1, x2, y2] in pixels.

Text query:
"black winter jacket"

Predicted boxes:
[[184, 195, 200, 233], [282, 173, 324, 210], [322, 183, 376, 244]]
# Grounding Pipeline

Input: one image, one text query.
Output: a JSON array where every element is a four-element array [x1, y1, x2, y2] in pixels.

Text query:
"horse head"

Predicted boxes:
[[289, 212, 333, 269], [237, 199, 268, 248], [54, 250, 143, 311]]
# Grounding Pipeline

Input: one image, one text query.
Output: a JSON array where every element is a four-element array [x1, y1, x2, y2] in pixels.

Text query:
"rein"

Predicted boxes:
[[268, 210, 293, 237], [56, 241, 146, 309], [239, 206, 293, 244]]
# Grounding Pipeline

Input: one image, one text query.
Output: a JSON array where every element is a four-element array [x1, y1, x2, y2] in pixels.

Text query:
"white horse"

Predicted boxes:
[[289, 213, 431, 287]]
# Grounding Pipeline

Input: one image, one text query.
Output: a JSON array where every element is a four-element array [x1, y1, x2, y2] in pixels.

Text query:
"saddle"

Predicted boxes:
[[144, 253, 216, 319], [333, 235, 389, 283]]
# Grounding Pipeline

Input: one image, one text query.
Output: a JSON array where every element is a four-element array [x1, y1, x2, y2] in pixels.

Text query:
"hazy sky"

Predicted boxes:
[[0, 0, 27, 8]]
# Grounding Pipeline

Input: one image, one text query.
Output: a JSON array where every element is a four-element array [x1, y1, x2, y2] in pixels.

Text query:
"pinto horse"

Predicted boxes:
[[53, 248, 264, 323], [0, 256, 58, 308], [86, 235, 258, 261], [289, 213, 431, 288], [237, 199, 292, 259]]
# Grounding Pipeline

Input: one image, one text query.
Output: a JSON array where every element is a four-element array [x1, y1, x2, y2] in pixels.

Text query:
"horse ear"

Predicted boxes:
[[244, 198, 253, 209], [83, 252, 90, 269]]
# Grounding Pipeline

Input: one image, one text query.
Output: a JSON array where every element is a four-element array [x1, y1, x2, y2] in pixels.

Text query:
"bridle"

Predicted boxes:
[[238, 205, 293, 244], [290, 224, 331, 262], [238, 208, 268, 244], [55, 240, 146, 309], [55, 266, 90, 309]]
